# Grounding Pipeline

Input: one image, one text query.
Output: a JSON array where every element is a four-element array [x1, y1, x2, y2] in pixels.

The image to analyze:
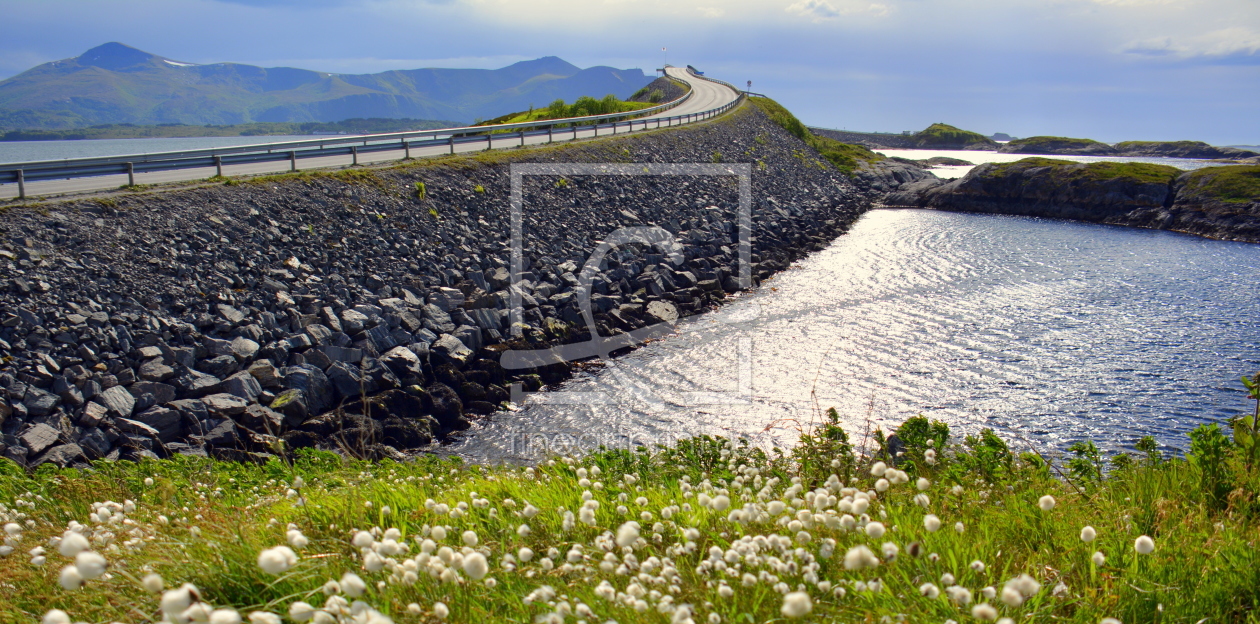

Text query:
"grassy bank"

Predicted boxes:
[[748, 97, 884, 174], [5, 391, 1260, 624], [1180, 165, 1260, 204], [910, 124, 996, 149], [987, 158, 1182, 185], [475, 96, 654, 128]]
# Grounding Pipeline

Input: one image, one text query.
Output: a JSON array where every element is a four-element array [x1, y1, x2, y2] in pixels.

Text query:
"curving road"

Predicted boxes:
[[0, 67, 741, 200]]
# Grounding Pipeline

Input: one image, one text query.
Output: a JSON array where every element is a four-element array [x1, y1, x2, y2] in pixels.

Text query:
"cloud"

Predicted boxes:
[[787, 0, 841, 21], [785, 0, 887, 22], [697, 6, 725, 17], [1124, 27, 1260, 62]]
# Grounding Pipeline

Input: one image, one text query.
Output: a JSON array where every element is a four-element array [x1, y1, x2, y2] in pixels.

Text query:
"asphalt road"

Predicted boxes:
[[0, 67, 740, 200]]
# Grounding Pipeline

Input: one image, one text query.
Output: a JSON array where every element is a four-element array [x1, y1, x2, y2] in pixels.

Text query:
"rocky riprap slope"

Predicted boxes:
[[0, 104, 903, 469], [887, 159, 1260, 243]]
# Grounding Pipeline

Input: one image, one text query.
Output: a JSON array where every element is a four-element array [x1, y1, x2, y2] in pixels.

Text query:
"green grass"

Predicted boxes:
[[911, 123, 996, 148], [1113, 141, 1206, 151], [5, 401, 1260, 624], [1004, 136, 1112, 151], [987, 158, 1180, 185], [749, 97, 885, 174], [476, 96, 654, 129], [1180, 165, 1260, 203]]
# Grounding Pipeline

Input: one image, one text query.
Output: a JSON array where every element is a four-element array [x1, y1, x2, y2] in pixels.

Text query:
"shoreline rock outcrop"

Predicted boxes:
[[886, 158, 1260, 243], [0, 103, 915, 469]]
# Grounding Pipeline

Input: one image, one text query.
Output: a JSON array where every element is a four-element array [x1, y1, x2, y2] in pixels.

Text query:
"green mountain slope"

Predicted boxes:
[[0, 43, 654, 129]]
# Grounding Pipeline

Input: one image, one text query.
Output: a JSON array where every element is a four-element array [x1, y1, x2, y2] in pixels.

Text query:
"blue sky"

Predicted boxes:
[[1, 0, 1256, 144]]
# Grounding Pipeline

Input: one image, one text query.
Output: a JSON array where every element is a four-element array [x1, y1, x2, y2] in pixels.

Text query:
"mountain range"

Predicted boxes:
[[0, 43, 655, 129]]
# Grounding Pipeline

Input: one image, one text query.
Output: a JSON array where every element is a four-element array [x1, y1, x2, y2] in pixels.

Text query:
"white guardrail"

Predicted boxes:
[[0, 67, 745, 198]]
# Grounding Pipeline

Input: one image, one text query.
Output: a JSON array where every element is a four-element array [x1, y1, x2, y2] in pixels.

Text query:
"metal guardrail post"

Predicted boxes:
[[127, 162, 135, 187], [214, 156, 223, 177], [548, 127, 553, 144], [449, 136, 455, 155], [404, 140, 411, 159], [486, 134, 493, 151], [351, 146, 358, 166], [290, 151, 297, 172], [16, 169, 24, 199], [519, 131, 525, 147]]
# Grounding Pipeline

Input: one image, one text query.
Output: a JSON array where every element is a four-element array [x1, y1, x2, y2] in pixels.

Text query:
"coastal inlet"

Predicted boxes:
[[452, 208, 1260, 462]]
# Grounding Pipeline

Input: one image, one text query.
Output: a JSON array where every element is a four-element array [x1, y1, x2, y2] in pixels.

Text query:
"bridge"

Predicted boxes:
[[0, 66, 745, 200]]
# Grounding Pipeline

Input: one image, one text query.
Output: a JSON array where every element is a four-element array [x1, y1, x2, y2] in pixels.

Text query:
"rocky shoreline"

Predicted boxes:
[[0, 104, 913, 469], [999, 137, 1258, 160], [887, 159, 1260, 243]]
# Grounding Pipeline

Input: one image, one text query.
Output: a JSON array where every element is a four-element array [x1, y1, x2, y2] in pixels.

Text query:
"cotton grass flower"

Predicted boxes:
[[1081, 526, 1097, 542], [924, 514, 941, 532], [288, 602, 316, 622], [843, 545, 879, 570], [971, 603, 998, 621], [1092, 551, 1106, 566], [955, 522, 966, 534], [74, 551, 107, 578], [616, 521, 641, 548], [970, 560, 985, 573], [433, 602, 449, 619], [143, 573, 165, 593], [58, 531, 90, 558], [865, 522, 886, 539], [917, 478, 931, 491], [248, 613, 282, 624], [340, 572, 366, 597], [920, 583, 940, 599], [780, 592, 812, 618], [1038, 495, 1056, 511], [257, 546, 298, 575], [43, 610, 71, 624], [462, 530, 479, 547], [1001, 585, 1023, 607], [1134, 535, 1155, 554], [462, 552, 488, 580], [209, 609, 241, 624], [58, 565, 84, 590]]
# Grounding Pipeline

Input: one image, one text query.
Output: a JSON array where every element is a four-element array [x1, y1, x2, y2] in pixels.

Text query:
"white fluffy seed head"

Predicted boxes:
[[870, 461, 887, 477], [616, 522, 641, 548], [917, 478, 931, 491], [58, 531, 90, 558], [431, 526, 447, 541], [1080, 526, 1097, 542], [351, 531, 373, 548], [340, 572, 366, 597], [462, 530, 478, 547], [865, 522, 886, 539], [209, 609, 241, 624], [43, 610, 71, 624], [142, 573, 165, 593], [1092, 551, 1106, 566], [1001, 585, 1024, 607], [248, 612, 282, 624], [518, 547, 534, 562], [780, 592, 812, 618], [288, 602, 315, 622], [74, 551, 108, 579], [971, 603, 998, 621], [1135, 535, 1155, 555], [59, 564, 84, 590], [257, 546, 298, 575], [462, 552, 488, 580], [924, 514, 941, 532], [433, 602, 449, 619], [919, 583, 940, 599], [1038, 495, 1056, 511]]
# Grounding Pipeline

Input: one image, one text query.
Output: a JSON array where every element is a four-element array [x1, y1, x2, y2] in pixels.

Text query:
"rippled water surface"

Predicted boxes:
[[452, 210, 1260, 461]]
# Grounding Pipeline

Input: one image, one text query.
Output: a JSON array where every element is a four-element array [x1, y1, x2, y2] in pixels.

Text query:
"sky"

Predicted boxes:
[[0, 0, 1257, 144]]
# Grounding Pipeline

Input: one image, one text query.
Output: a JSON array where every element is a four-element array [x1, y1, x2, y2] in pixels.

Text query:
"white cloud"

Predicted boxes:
[[787, 0, 841, 21], [1124, 27, 1260, 60], [786, 0, 887, 22]]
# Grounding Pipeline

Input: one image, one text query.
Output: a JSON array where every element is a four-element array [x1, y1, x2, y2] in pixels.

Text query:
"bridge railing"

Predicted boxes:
[[0, 71, 743, 197]]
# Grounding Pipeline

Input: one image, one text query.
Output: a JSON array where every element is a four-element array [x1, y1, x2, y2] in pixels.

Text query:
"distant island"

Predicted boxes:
[[1000, 136, 1257, 159], [0, 42, 653, 130], [811, 123, 1257, 161], [0, 118, 460, 142]]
